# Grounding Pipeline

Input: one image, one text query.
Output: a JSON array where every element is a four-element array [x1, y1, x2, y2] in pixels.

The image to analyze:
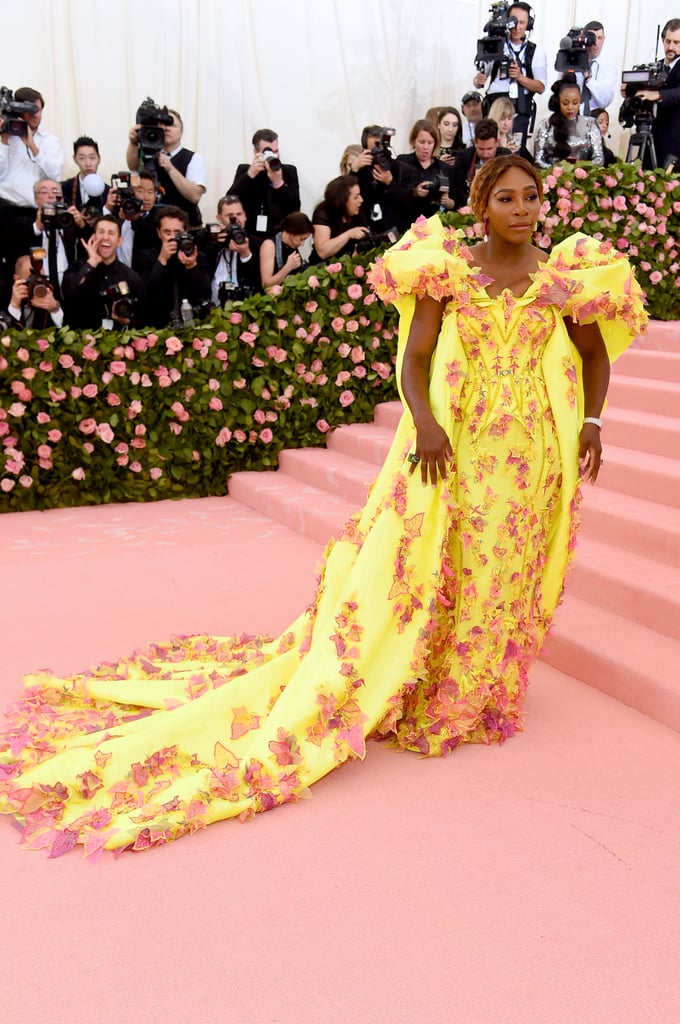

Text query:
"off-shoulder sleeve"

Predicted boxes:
[[367, 215, 490, 305], [535, 232, 648, 362]]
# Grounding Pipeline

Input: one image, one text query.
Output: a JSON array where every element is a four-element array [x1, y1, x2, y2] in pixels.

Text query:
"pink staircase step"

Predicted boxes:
[[373, 401, 405, 431], [597, 445, 680, 508], [579, 486, 680, 567], [602, 407, 680, 459], [633, 320, 680, 352], [327, 422, 395, 465], [228, 471, 353, 546], [278, 447, 377, 506], [607, 375, 680, 417], [542, 593, 680, 732], [616, 348, 680, 383], [568, 534, 680, 639]]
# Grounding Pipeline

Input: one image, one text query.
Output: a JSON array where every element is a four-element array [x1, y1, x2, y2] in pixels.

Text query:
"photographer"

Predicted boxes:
[[6, 252, 64, 329], [568, 22, 617, 115], [13, 178, 85, 302], [472, 3, 547, 144], [60, 136, 109, 217], [397, 119, 455, 223], [106, 170, 161, 270], [635, 18, 680, 167], [346, 125, 411, 234], [310, 174, 369, 263], [139, 205, 211, 328], [126, 107, 206, 226], [209, 194, 262, 304], [451, 119, 511, 209], [260, 212, 313, 291], [227, 129, 301, 239], [62, 216, 146, 330]]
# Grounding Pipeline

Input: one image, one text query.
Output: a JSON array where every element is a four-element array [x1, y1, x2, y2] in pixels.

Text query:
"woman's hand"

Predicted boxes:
[[578, 422, 603, 483], [349, 225, 369, 240], [410, 417, 453, 485]]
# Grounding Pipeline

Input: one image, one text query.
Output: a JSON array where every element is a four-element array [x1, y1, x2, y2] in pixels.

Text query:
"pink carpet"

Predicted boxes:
[[1, 496, 679, 1024]]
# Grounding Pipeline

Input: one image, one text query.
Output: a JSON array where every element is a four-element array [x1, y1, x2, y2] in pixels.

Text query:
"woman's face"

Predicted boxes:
[[438, 114, 459, 144], [596, 111, 609, 136], [485, 166, 541, 245], [414, 130, 436, 164], [559, 87, 581, 120], [345, 184, 363, 217], [498, 114, 514, 136], [288, 232, 310, 248]]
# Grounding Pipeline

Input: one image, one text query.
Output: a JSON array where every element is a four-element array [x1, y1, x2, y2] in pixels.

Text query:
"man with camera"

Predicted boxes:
[[635, 18, 680, 168], [60, 136, 109, 217], [227, 129, 301, 239], [62, 216, 146, 330], [126, 107, 206, 226], [569, 22, 617, 115], [138, 205, 211, 328], [209, 195, 262, 306], [451, 119, 511, 209], [105, 170, 161, 270], [6, 251, 64, 329], [0, 87, 63, 269], [472, 2, 547, 144], [346, 126, 410, 235], [13, 178, 85, 303]]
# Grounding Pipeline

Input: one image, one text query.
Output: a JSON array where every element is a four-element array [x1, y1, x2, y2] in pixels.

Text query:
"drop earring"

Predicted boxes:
[[483, 216, 489, 242]]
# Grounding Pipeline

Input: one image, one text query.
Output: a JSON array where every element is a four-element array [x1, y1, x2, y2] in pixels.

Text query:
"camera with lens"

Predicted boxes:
[[26, 247, 54, 301], [135, 97, 174, 152], [370, 128, 396, 170], [111, 172, 143, 219], [223, 218, 248, 246], [0, 86, 38, 138], [475, 2, 517, 72], [174, 230, 197, 256], [100, 281, 135, 324], [41, 201, 74, 231], [420, 174, 450, 204], [555, 28, 596, 73], [619, 61, 669, 128], [355, 226, 400, 253], [217, 281, 258, 306], [261, 148, 282, 172]]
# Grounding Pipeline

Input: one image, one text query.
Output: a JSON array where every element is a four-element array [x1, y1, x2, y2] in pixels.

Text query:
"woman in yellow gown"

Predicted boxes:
[[0, 157, 646, 857]]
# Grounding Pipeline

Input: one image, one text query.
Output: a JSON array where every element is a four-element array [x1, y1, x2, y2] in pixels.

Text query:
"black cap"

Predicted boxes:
[[461, 91, 483, 105]]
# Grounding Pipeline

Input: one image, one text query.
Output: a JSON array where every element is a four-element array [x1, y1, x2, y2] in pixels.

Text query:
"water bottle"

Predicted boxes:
[[180, 298, 193, 328]]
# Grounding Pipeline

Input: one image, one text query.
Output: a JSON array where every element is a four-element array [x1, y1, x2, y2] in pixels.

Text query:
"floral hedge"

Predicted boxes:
[[1, 162, 678, 513], [0, 261, 400, 512]]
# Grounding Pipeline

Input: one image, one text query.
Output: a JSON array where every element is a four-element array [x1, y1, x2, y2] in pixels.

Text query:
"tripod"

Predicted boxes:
[[625, 119, 658, 169]]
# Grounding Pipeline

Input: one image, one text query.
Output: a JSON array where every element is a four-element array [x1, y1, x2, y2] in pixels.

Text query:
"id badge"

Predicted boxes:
[[256, 213, 268, 233], [371, 203, 383, 222], [101, 318, 114, 331]]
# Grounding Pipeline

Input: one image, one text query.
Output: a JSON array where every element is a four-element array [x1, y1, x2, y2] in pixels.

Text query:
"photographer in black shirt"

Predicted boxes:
[[346, 125, 410, 234], [138, 205, 211, 328]]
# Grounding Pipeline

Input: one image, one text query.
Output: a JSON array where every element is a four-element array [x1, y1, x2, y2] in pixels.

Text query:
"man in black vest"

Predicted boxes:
[[126, 109, 206, 226], [472, 2, 547, 145], [226, 129, 300, 239]]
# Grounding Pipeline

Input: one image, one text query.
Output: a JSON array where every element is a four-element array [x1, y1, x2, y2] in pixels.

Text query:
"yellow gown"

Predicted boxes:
[[0, 221, 646, 857]]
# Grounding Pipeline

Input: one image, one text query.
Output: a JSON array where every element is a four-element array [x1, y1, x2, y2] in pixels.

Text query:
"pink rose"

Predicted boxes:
[[82, 384, 98, 398], [345, 320, 359, 333], [8, 402, 25, 417], [331, 317, 345, 333], [116, 454, 129, 467], [354, 265, 365, 278], [37, 412, 50, 425], [233, 378, 247, 389], [327, 262, 342, 273], [335, 371, 351, 385], [16, 347, 29, 362], [259, 428, 273, 443], [308, 275, 319, 288], [352, 365, 367, 378], [82, 442, 94, 454], [169, 422, 182, 435], [209, 397, 223, 411], [70, 386, 82, 399], [208, 378, 220, 391], [150, 467, 163, 480], [574, 167, 588, 179], [571, 217, 584, 229], [115, 442, 129, 454], [47, 429, 62, 443], [215, 331, 227, 342], [305, 300, 319, 313], [130, 438, 146, 449], [328, 288, 338, 300], [79, 418, 97, 435], [158, 374, 172, 388], [107, 392, 122, 406], [649, 271, 663, 285], [1, 478, 15, 492], [229, 311, 243, 325], [316, 420, 330, 433], [36, 338, 50, 352], [350, 345, 365, 363], [340, 302, 354, 315], [339, 390, 355, 407], [110, 360, 127, 375], [253, 409, 266, 424], [37, 444, 52, 458], [72, 467, 86, 481], [19, 475, 33, 488], [81, 345, 99, 360], [165, 336, 183, 354], [233, 429, 246, 442], [129, 461, 142, 473], [239, 331, 256, 345], [613, 195, 627, 211], [215, 427, 232, 447], [5, 459, 21, 474], [96, 423, 115, 443], [347, 284, 363, 300]]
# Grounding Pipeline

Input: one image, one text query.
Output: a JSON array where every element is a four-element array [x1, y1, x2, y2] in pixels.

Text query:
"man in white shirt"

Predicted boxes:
[[574, 21, 617, 114]]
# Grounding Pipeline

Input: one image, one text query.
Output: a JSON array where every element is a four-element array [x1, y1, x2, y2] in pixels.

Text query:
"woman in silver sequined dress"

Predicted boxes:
[[534, 73, 604, 169]]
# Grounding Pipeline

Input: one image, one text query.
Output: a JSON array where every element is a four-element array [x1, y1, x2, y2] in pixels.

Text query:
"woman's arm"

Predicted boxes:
[[259, 238, 301, 290], [564, 316, 610, 483], [401, 295, 451, 485], [533, 120, 552, 169], [312, 222, 368, 260], [586, 118, 605, 165]]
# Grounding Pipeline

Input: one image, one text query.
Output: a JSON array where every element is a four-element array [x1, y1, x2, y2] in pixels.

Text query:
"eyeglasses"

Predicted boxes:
[[36, 188, 62, 197]]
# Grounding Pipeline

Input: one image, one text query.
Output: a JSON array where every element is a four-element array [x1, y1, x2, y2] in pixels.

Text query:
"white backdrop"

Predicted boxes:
[[1, 0, 673, 218]]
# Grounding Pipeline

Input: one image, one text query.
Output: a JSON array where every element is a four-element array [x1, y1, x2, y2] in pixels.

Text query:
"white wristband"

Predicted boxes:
[[583, 417, 603, 429]]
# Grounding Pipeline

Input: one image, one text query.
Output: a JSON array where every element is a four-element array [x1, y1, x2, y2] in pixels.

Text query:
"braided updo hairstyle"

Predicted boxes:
[[547, 72, 582, 162]]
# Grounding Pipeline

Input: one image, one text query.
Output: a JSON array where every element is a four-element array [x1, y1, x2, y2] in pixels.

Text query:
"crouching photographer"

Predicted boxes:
[[259, 212, 313, 291], [206, 194, 262, 305], [138, 205, 211, 328], [6, 249, 64, 328], [62, 217, 146, 329]]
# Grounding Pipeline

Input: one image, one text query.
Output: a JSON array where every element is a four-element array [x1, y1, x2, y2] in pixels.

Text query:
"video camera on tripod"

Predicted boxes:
[[475, 2, 518, 76], [619, 54, 668, 167]]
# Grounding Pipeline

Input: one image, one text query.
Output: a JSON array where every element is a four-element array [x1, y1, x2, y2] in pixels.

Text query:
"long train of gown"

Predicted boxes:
[[0, 222, 646, 856]]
